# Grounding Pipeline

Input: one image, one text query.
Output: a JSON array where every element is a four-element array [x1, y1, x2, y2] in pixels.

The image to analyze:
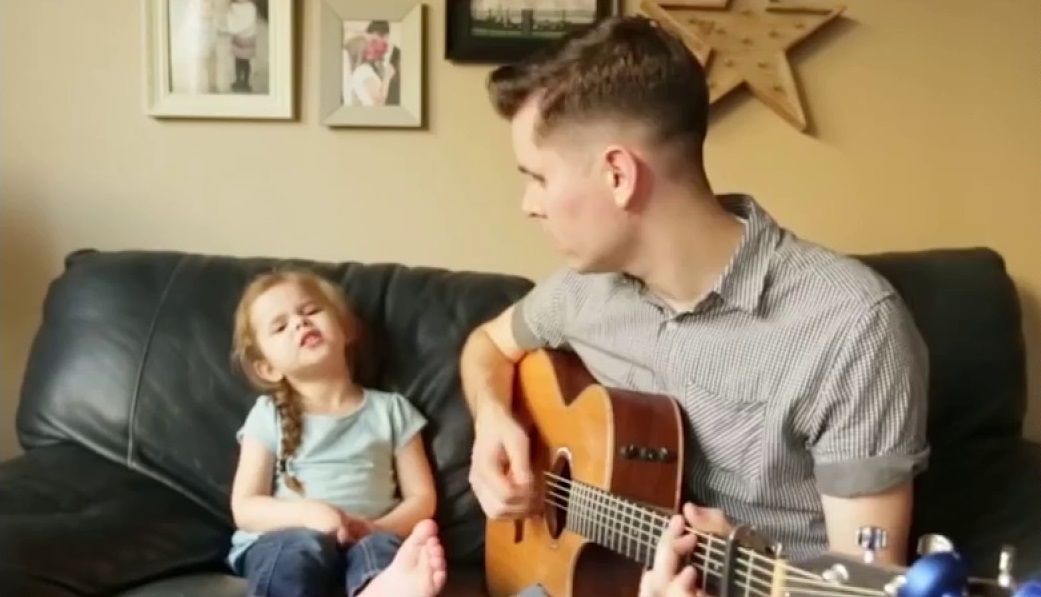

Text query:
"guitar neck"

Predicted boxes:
[[560, 476, 762, 596]]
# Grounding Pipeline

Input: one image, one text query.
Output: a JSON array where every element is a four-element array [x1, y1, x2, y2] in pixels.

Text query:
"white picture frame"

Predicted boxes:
[[319, 0, 425, 128], [144, 0, 295, 119]]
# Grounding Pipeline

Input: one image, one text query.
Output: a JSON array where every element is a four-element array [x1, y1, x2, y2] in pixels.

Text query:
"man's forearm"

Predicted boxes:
[[460, 326, 518, 418]]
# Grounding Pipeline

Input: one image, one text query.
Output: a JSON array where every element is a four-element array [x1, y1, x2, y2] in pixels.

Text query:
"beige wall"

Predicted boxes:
[[1, 0, 1038, 460]]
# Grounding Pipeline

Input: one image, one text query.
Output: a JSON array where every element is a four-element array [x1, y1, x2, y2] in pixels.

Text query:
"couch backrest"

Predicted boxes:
[[16, 249, 533, 562], [857, 248, 1027, 451]]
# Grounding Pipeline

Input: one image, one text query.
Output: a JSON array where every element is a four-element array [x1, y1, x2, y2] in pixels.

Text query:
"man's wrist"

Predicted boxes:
[[475, 397, 510, 429]]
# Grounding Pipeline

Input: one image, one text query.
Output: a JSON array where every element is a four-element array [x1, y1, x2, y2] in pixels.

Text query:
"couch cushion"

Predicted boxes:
[[115, 565, 489, 597], [0, 443, 230, 595], [17, 249, 533, 563], [116, 574, 246, 597]]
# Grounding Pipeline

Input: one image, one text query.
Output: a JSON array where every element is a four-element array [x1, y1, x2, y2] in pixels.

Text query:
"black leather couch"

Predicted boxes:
[[1, 247, 1039, 596]]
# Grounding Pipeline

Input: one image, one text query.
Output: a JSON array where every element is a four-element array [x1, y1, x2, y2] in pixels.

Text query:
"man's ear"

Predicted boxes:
[[253, 359, 284, 385], [602, 145, 639, 209]]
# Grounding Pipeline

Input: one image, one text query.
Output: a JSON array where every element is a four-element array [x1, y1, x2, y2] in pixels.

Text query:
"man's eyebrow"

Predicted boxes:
[[518, 165, 544, 180]]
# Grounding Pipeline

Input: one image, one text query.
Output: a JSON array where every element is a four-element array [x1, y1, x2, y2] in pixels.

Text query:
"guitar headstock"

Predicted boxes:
[[797, 530, 1028, 597]]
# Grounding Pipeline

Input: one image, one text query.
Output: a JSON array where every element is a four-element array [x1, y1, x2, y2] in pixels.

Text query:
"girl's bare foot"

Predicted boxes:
[[359, 520, 447, 597]]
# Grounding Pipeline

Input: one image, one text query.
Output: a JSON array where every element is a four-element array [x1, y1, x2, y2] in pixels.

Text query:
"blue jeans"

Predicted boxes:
[[238, 528, 402, 597]]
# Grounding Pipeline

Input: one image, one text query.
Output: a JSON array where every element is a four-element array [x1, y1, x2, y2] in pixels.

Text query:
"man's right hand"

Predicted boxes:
[[469, 402, 536, 519]]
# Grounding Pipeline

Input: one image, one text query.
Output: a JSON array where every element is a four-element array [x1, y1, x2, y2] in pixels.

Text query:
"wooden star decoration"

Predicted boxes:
[[639, 0, 845, 132]]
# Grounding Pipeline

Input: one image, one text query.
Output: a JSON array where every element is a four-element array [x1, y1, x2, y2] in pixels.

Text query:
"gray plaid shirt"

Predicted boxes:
[[511, 194, 929, 561]]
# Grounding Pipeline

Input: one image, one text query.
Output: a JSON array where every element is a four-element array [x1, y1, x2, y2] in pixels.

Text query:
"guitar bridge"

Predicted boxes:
[[618, 444, 676, 462]]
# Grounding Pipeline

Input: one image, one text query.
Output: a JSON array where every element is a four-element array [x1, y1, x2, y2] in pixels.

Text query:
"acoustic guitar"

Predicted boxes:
[[484, 349, 1030, 597]]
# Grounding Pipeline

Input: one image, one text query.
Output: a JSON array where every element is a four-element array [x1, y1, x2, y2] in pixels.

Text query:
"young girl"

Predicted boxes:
[[224, 0, 258, 93], [226, 269, 447, 597]]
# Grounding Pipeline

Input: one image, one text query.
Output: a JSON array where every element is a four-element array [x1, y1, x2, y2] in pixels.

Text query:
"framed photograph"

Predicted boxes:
[[446, 0, 617, 63], [319, 0, 425, 128], [144, 0, 294, 119]]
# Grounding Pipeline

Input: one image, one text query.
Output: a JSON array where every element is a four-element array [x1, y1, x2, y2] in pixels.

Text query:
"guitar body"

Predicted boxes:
[[485, 350, 686, 597]]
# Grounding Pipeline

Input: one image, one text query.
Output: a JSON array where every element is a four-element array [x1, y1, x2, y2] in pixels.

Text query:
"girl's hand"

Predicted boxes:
[[339, 511, 375, 543], [300, 500, 345, 536]]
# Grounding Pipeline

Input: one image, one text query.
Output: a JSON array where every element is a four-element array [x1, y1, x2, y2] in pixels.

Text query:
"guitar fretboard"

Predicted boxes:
[[549, 473, 727, 595]]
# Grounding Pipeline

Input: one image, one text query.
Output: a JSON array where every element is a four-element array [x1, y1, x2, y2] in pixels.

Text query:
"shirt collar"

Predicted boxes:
[[614, 194, 779, 315], [712, 194, 778, 314]]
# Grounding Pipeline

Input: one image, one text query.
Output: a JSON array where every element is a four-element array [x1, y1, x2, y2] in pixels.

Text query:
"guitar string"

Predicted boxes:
[[544, 490, 886, 597], [545, 472, 822, 581], [543, 493, 770, 597], [543, 477, 885, 597]]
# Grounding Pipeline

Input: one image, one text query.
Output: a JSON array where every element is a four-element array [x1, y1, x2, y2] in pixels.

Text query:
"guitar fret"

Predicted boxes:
[[742, 551, 753, 597], [595, 485, 603, 541], [578, 483, 586, 537], [600, 490, 608, 547], [642, 508, 657, 568], [612, 500, 620, 550], [630, 498, 641, 561], [622, 495, 638, 562], [582, 484, 591, 539], [613, 498, 621, 553], [574, 483, 582, 533], [636, 508, 646, 566], [588, 486, 595, 541], [623, 498, 632, 561], [568, 482, 577, 535], [636, 501, 647, 562], [701, 538, 710, 593], [581, 482, 591, 542]]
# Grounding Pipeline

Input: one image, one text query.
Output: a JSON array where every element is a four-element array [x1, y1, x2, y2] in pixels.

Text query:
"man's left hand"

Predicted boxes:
[[639, 503, 734, 597]]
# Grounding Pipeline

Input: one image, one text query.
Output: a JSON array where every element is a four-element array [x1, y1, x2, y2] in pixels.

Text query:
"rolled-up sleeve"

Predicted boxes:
[[808, 295, 930, 497], [510, 268, 578, 350]]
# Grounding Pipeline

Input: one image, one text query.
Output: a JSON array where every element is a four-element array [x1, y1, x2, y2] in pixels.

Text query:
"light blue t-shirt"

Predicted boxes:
[[227, 388, 427, 568]]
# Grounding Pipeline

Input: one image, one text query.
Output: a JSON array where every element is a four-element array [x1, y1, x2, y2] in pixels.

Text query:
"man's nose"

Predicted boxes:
[[522, 191, 544, 218]]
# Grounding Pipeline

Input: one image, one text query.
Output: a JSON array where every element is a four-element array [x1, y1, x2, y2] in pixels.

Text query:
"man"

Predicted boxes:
[[460, 14, 929, 595]]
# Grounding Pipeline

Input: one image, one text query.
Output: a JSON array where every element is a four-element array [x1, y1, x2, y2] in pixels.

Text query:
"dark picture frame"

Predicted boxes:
[[446, 0, 618, 63]]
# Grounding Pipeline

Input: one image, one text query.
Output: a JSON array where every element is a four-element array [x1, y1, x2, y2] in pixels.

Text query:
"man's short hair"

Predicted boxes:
[[366, 20, 390, 36], [487, 16, 709, 158]]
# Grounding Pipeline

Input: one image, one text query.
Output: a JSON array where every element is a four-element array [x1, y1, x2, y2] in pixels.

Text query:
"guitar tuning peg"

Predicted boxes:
[[904, 551, 967, 597], [998, 546, 1015, 588], [917, 533, 954, 556]]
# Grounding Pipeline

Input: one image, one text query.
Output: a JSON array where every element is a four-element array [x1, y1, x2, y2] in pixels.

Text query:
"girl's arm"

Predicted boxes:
[[370, 435, 437, 538], [230, 438, 344, 535]]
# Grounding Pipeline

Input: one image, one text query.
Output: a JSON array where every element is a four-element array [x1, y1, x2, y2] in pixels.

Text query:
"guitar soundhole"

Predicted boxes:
[[546, 453, 571, 541]]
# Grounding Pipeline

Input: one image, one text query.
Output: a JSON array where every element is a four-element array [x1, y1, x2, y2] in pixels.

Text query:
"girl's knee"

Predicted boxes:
[[266, 528, 340, 561], [359, 531, 402, 552]]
